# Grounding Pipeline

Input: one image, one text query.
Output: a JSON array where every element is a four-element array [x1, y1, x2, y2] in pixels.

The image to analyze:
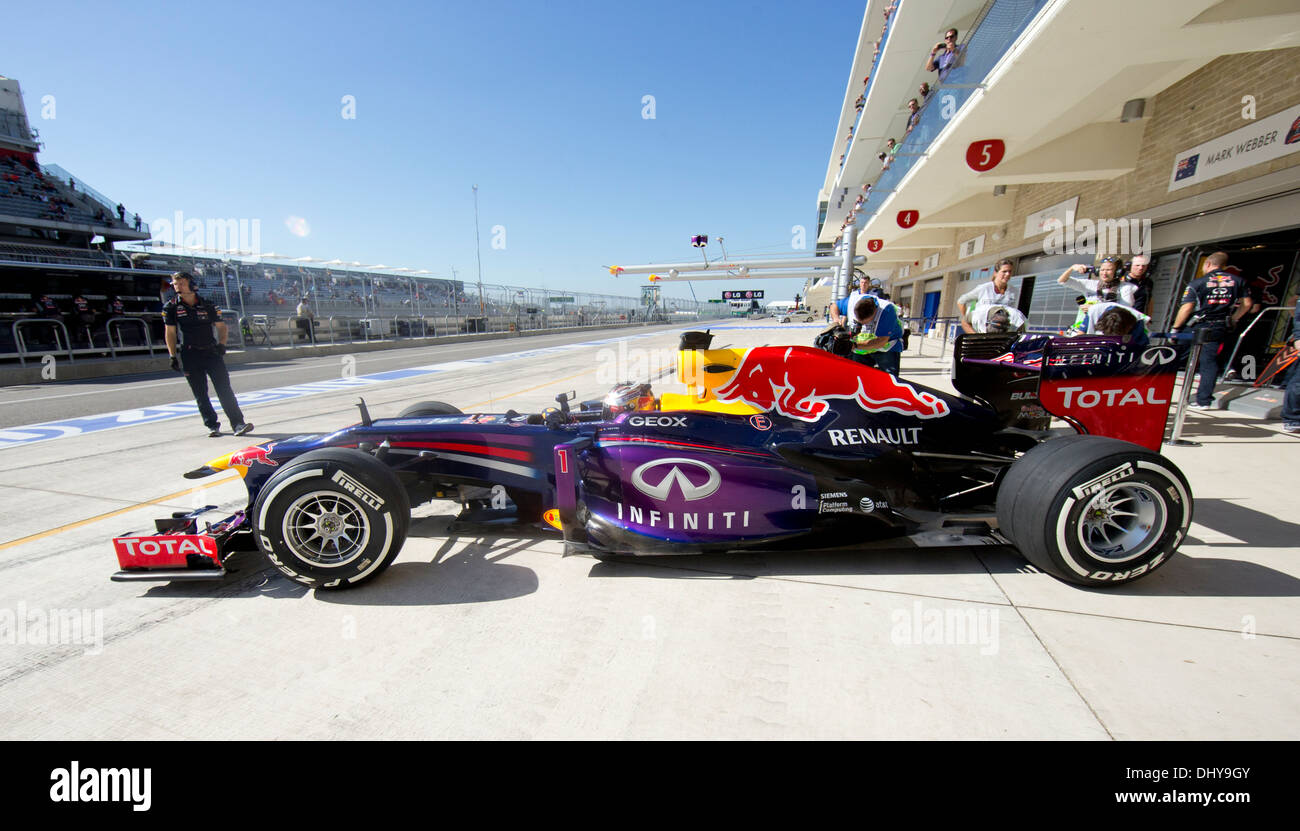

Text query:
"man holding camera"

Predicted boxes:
[[1057, 256, 1136, 306], [925, 29, 962, 79], [1170, 252, 1253, 409], [164, 271, 253, 437]]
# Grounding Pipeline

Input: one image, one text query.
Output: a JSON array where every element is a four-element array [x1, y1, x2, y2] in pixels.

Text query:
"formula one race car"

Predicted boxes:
[[111, 330, 1192, 589]]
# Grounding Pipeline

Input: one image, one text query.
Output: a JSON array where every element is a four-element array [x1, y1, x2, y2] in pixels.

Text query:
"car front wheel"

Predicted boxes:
[[252, 449, 410, 589]]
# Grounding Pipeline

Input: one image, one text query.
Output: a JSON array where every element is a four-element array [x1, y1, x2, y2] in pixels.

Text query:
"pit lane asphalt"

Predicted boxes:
[[0, 320, 1296, 739], [0, 323, 687, 428]]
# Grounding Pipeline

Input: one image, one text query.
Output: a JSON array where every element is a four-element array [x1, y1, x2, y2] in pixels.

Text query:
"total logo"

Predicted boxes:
[[631, 458, 721, 501], [114, 536, 217, 558], [1056, 387, 1167, 408], [627, 415, 688, 428]]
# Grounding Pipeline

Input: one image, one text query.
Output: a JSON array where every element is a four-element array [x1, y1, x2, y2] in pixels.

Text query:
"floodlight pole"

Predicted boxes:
[[473, 185, 485, 316]]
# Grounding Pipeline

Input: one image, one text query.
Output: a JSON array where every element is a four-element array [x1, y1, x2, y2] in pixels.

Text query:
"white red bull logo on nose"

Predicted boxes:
[[712, 346, 950, 422]]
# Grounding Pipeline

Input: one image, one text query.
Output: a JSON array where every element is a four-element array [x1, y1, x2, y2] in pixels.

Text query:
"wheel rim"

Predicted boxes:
[[1076, 481, 1167, 563], [281, 490, 371, 567]]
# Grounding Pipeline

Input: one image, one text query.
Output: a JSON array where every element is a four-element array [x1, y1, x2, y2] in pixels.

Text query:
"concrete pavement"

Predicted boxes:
[[0, 321, 1295, 739]]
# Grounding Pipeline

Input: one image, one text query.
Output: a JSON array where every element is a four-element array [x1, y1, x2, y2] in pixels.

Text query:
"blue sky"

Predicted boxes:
[[8, 0, 861, 302]]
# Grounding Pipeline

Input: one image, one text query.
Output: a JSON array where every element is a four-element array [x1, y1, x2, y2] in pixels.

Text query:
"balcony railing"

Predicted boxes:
[[853, 0, 1050, 227], [840, 1, 902, 173]]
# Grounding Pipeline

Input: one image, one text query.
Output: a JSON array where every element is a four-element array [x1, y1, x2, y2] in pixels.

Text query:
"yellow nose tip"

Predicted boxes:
[[542, 509, 563, 531]]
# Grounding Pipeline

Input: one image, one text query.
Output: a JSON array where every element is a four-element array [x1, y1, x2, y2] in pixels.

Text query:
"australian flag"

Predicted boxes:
[[1175, 153, 1199, 182]]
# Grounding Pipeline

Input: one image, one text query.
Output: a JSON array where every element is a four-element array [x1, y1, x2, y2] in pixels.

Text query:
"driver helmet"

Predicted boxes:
[[602, 383, 655, 420], [985, 306, 1013, 333]]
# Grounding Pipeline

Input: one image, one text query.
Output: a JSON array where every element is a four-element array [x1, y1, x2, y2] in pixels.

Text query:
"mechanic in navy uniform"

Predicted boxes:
[[1170, 251, 1254, 409], [28, 292, 63, 347], [70, 290, 96, 347], [1280, 292, 1300, 433], [164, 272, 253, 437]]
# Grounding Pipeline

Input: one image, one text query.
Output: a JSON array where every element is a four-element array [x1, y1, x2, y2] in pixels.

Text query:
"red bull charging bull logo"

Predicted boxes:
[[227, 443, 277, 474], [713, 346, 950, 422]]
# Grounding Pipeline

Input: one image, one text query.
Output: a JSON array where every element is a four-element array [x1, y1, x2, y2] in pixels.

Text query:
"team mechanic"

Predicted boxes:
[[1170, 251, 1254, 409], [848, 295, 905, 376], [164, 271, 254, 437]]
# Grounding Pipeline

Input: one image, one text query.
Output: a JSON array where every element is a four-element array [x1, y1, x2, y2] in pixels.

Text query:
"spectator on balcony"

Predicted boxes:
[[926, 29, 962, 80], [904, 98, 921, 134], [133, 213, 142, 231], [116, 202, 125, 221]]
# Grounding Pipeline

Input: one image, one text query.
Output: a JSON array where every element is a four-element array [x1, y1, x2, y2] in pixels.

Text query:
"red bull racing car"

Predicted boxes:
[[111, 329, 1192, 589]]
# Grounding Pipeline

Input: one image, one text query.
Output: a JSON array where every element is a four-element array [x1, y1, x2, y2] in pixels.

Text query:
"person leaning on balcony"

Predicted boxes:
[[904, 98, 921, 134], [926, 29, 962, 79]]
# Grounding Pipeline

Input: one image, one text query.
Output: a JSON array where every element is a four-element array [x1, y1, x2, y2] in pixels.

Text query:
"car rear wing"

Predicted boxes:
[[954, 333, 1187, 451]]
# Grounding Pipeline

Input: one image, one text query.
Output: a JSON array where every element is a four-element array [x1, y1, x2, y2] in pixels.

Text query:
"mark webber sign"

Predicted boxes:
[[1168, 103, 1300, 192]]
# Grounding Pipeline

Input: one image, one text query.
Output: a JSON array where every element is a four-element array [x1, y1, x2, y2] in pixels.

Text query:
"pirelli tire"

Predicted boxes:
[[252, 448, 411, 589], [996, 436, 1191, 586], [397, 401, 462, 418]]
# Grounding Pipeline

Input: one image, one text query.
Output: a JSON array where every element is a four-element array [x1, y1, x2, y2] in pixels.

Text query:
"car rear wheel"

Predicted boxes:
[[397, 401, 462, 418], [253, 449, 410, 589], [996, 436, 1191, 586]]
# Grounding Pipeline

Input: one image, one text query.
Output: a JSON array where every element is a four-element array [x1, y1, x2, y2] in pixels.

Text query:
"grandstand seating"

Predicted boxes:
[[0, 152, 131, 231]]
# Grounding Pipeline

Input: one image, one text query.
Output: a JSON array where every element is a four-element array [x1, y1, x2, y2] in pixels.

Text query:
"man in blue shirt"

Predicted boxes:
[[848, 296, 904, 377], [925, 28, 962, 80]]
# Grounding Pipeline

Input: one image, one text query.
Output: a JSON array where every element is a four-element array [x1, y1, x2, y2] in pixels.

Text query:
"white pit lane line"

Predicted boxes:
[[0, 329, 670, 451]]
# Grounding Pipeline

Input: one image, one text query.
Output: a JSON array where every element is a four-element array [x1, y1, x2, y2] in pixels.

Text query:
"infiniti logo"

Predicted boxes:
[[1140, 346, 1178, 366], [630, 458, 721, 502]]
